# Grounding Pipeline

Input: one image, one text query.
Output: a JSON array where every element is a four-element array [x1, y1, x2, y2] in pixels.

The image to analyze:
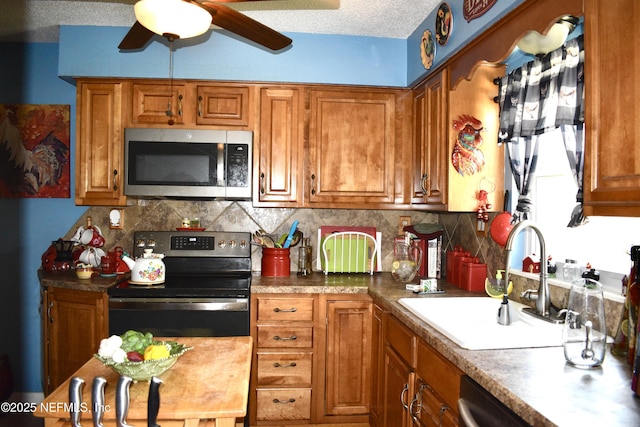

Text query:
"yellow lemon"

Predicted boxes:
[[144, 344, 170, 360], [485, 278, 513, 299], [620, 319, 629, 337]]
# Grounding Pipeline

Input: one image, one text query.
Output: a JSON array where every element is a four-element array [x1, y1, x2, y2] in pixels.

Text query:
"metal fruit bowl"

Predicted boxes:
[[95, 341, 192, 381]]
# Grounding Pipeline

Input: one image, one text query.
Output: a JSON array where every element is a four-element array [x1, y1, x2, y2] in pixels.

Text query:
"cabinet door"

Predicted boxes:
[[131, 82, 186, 125], [324, 298, 372, 416], [255, 87, 303, 206], [411, 69, 448, 208], [383, 347, 415, 427], [75, 81, 126, 206], [44, 288, 108, 394], [195, 84, 251, 127], [583, 0, 640, 216], [307, 88, 396, 207]]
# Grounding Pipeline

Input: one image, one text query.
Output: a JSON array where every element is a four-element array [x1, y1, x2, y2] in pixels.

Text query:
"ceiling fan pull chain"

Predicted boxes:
[[166, 40, 175, 125]]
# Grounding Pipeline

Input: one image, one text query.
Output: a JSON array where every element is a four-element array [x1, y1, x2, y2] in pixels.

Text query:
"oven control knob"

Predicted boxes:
[[229, 240, 237, 248], [147, 239, 156, 247], [240, 240, 247, 248], [135, 239, 146, 247], [218, 240, 226, 248]]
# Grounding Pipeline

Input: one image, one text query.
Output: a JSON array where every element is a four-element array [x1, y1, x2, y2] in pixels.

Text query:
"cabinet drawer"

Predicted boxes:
[[385, 314, 415, 366], [416, 339, 462, 411], [257, 297, 314, 321], [415, 381, 459, 427], [257, 326, 313, 348], [256, 388, 312, 421], [257, 352, 313, 386]]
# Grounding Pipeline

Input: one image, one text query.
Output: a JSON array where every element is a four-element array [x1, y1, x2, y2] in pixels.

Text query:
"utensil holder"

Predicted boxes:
[[261, 248, 290, 277]]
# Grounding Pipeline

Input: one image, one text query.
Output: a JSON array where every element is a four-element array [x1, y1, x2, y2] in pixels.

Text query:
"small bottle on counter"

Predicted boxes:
[[297, 237, 313, 276], [182, 218, 191, 228]]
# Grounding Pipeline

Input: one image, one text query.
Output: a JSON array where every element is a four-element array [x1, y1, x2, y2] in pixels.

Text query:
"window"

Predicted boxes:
[[510, 128, 636, 294]]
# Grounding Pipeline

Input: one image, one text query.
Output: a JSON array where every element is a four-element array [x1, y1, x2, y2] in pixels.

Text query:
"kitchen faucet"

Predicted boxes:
[[503, 220, 563, 324]]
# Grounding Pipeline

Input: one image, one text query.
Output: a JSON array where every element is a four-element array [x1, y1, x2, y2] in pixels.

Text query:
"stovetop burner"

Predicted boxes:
[[109, 230, 252, 299]]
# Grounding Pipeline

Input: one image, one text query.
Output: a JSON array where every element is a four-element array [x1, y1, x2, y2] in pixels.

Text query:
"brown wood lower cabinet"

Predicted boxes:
[[371, 310, 463, 427], [250, 293, 372, 425], [413, 340, 462, 426], [41, 287, 108, 395]]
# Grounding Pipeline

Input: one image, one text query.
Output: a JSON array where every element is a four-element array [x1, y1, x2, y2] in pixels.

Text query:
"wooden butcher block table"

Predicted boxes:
[[34, 336, 253, 427]]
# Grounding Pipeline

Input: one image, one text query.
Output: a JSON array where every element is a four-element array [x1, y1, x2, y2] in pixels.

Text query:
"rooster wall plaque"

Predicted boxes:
[[451, 114, 485, 177]]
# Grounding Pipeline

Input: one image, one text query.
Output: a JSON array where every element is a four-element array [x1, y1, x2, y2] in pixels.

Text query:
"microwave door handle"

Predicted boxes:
[[218, 144, 225, 186]]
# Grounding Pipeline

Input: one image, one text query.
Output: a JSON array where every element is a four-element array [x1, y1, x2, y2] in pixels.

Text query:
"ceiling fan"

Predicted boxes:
[[118, 0, 292, 51]]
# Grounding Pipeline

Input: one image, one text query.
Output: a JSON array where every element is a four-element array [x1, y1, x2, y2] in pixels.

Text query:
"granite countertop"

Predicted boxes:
[[38, 269, 126, 292], [40, 270, 640, 426], [253, 272, 640, 427]]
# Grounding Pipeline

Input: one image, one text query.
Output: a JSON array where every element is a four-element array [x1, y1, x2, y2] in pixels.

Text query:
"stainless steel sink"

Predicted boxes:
[[398, 297, 564, 350]]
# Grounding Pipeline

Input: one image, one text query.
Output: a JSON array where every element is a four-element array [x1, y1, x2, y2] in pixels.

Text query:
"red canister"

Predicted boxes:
[[261, 248, 291, 277], [446, 246, 467, 285], [461, 258, 488, 292]]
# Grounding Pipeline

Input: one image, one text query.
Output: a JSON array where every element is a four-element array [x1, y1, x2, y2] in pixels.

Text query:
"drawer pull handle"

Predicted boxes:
[[273, 362, 297, 368], [273, 335, 297, 341], [273, 398, 296, 404], [273, 307, 297, 313]]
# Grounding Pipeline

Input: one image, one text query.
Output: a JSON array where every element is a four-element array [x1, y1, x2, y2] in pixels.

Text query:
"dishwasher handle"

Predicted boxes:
[[458, 398, 480, 427]]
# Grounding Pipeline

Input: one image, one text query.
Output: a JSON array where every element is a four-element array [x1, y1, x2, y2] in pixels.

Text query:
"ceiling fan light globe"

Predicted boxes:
[[135, 0, 211, 39]]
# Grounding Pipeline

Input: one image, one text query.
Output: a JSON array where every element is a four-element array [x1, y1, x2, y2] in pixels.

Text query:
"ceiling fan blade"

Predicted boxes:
[[199, 2, 292, 50], [118, 20, 155, 50]]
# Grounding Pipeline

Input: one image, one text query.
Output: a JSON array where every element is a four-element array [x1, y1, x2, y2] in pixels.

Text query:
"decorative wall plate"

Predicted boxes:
[[420, 29, 436, 70], [435, 3, 453, 46]]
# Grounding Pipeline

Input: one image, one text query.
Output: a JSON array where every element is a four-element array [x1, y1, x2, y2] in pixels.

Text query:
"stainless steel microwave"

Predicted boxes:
[[124, 128, 252, 199]]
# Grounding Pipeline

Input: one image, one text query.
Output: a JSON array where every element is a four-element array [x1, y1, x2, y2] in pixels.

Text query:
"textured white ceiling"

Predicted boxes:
[[0, 0, 441, 43]]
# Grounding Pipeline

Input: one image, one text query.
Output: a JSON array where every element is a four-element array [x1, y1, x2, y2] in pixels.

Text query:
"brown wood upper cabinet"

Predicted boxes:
[[306, 87, 401, 208], [75, 80, 127, 206], [411, 68, 448, 208], [583, 0, 640, 216], [411, 63, 504, 213], [131, 82, 187, 125], [254, 86, 304, 206], [130, 81, 252, 128], [195, 84, 251, 127]]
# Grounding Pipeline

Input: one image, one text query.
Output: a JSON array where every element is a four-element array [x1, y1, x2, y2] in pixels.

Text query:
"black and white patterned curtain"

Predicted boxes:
[[497, 35, 585, 226]]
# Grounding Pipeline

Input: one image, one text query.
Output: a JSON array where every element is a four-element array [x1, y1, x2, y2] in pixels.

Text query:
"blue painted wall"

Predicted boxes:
[[1, 0, 525, 393], [0, 43, 87, 394]]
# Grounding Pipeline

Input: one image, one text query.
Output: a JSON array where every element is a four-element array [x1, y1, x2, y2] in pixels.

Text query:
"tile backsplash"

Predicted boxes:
[[64, 200, 507, 274]]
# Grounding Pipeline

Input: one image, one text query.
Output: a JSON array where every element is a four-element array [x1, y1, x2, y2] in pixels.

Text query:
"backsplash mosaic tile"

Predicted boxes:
[[64, 200, 506, 274]]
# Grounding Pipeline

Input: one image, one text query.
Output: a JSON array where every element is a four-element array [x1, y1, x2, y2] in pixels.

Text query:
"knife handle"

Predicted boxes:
[[148, 376, 163, 427], [69, 376, 84, 427], [91, 376, 107, 427], [116, 375, 134, 427]]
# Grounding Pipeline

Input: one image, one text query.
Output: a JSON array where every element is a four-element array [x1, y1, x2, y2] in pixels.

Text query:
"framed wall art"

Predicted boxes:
[[0, 104, 70, 198]]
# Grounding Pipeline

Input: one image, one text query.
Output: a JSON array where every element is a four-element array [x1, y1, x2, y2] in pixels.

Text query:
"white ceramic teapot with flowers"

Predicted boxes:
[[121, 249, 166, 285]]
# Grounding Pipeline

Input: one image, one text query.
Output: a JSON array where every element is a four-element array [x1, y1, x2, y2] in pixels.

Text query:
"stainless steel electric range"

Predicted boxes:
[[108, 230, 252, 338]]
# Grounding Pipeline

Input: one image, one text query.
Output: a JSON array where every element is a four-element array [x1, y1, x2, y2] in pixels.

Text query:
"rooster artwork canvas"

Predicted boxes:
[[451, 114, 485, 177], [0, 104, 70, 198]]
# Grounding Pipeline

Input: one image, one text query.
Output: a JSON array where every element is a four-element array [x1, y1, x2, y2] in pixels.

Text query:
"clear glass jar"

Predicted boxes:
[[562, 259, 580, 283]]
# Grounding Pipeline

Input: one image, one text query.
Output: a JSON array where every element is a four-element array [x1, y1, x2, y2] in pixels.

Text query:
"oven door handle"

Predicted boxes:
[[109, 298, 248, 311]]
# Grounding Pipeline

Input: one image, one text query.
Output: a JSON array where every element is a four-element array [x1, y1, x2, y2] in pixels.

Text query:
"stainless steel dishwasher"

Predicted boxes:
[[458, 376, 530, 427]]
